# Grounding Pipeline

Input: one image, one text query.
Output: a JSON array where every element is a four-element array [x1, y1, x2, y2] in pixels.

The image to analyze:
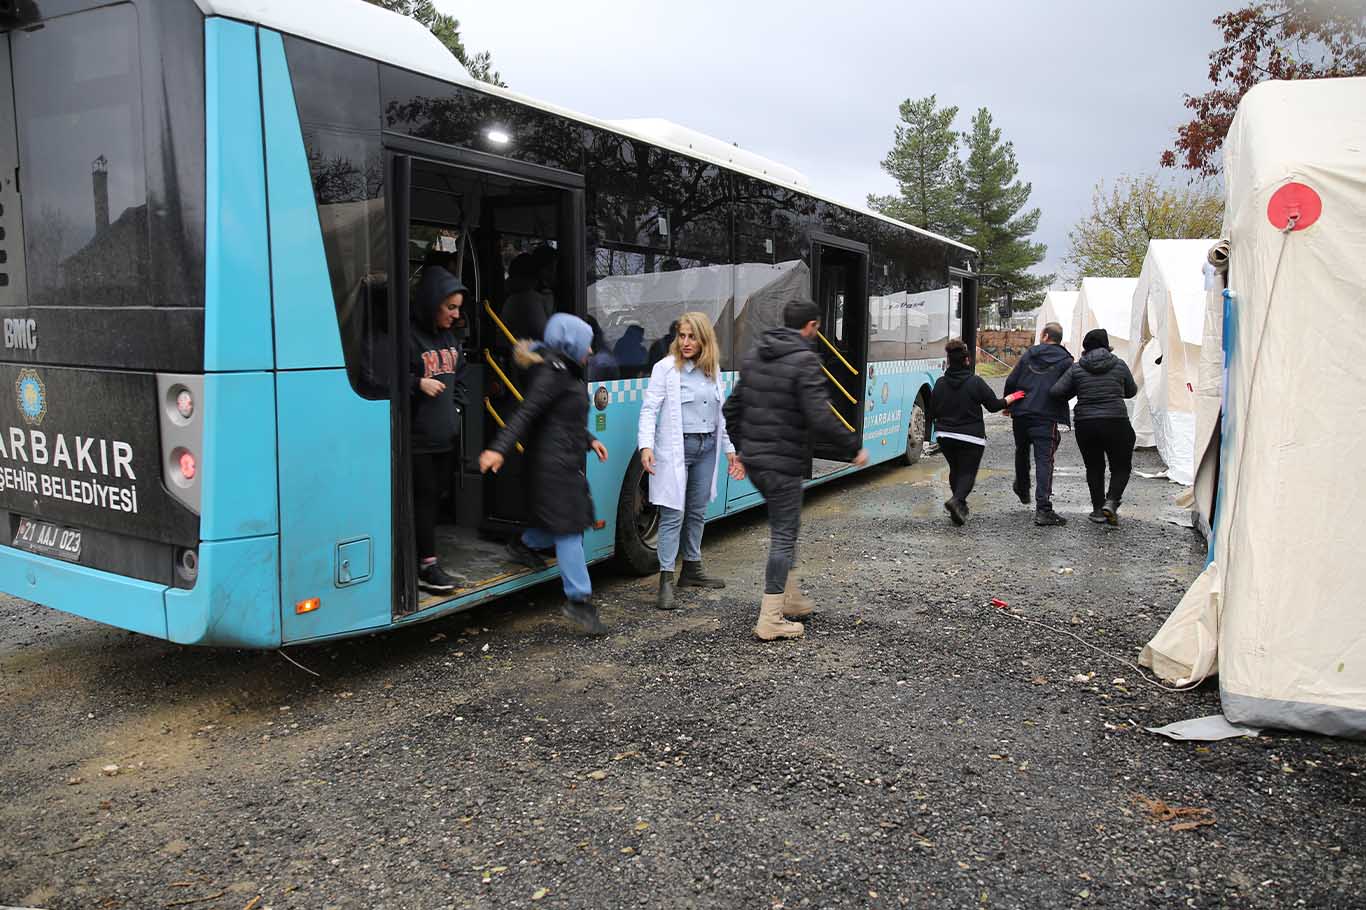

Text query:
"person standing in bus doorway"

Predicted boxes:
[[479, 314, 611, 635], [1004, 321, 1074, 526], [638, 312, 745, 611], [410, 266, 470, 594], [723, 299, 868, 641], [1050, 328, 1138, 525], [930, 339, 1023, 525]]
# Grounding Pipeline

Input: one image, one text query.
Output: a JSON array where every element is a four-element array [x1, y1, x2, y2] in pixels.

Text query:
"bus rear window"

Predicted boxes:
[[11, 3, 149, 308]]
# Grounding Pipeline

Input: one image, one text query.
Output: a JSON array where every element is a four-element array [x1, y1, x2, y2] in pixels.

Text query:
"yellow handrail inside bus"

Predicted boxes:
[[483, 397, 524, 453], [821, 365, 857, 405], [483, 348, 524, 402], [484, 299, 518, 348], [828, 403, 855, 433], [816, 330, 858, 376]]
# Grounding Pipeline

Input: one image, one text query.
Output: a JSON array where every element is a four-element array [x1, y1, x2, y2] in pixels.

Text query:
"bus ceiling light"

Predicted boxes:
[[486, 128, 511, 145], [295, 597, 321, 615]]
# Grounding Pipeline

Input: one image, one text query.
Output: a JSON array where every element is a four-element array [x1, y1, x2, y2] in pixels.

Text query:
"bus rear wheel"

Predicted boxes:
[[902, 394, 928, 465], [614, 453, 660, 576]]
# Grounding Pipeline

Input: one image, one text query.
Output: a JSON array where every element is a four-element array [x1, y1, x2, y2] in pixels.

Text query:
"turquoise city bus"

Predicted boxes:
[[0, 0, 978, 647]]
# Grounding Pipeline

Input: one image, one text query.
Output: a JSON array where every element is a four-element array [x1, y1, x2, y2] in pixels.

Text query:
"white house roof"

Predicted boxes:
[[197, 0, 974, 256]]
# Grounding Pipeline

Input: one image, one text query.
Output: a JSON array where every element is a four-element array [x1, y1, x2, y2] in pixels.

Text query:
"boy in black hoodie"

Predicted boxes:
[[1004, 322, 1075, 526], [410, 266, 469, 593], [930, 340, 1020, 525]]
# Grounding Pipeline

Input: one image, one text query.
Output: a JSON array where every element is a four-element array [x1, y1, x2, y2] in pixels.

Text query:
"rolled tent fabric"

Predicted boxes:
[[1189, 245, 1230, 533], [1209, 77, 1366, 737]]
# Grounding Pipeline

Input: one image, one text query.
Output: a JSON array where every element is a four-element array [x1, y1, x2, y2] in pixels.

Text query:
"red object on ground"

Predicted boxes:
[[1266, 181, 1322, 232], [990, 598, 1009, 609]]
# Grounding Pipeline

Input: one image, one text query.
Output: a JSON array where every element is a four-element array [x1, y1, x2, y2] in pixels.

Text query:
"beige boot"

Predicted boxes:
[[782, 575, 815, 618], [754, 593, 805, 641]]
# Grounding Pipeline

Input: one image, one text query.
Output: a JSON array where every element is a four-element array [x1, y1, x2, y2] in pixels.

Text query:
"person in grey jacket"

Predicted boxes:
[[1050, 328, 1139, 525]]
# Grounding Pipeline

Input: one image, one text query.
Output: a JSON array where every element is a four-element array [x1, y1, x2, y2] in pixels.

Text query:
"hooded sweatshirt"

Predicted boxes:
[[1050, 346, 1138, 422], [409, 266, 468, 454], [722, 326, 858, 477], [1004, 342, 1075, 425], [930, 365, 1009, 442]]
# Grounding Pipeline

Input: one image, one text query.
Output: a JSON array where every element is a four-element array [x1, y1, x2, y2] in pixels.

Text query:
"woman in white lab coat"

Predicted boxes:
[[637, 312, 744, 610]]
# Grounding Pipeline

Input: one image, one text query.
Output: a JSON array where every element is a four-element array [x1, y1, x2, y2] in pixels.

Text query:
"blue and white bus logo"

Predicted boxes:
[[16, 369, 47, 426]]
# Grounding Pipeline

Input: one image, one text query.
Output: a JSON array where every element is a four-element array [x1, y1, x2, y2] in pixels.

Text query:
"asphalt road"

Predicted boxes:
[[3, 404, 1363, 909]]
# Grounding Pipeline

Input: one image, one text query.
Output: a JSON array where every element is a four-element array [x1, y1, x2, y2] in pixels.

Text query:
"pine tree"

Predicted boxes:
[[958, 108, 1050, 314], [366, 0, 505, 87], [866, 95, 962, 236]]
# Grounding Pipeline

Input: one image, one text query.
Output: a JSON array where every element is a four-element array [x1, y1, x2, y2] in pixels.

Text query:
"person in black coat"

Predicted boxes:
[[479, 313, 610, 634], [409, 266, 469, 595], [723, 298, 867, 641], [1005, 322, 1075, 526], [930, 339, 1022, 525], [1051, 328, 1139, 525]]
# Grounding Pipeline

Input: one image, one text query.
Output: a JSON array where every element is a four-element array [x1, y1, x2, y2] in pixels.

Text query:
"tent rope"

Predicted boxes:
[[984, 603, 1206, 694], [1217, 218, 1296, 564]]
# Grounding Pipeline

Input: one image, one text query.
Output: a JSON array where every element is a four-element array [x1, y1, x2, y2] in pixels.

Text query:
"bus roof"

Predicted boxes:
[[197, 0, 976, 256]]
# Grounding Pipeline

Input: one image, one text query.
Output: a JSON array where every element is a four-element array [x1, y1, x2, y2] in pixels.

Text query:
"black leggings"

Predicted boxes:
[[413, 451, 454, 561], [1073, 419, 1136, 511], [938, 437, 985, 505]]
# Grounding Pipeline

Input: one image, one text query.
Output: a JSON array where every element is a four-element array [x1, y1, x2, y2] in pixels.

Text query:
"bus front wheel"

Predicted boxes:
[[902, 394, 928, 465], [614, 452, 660, 576]]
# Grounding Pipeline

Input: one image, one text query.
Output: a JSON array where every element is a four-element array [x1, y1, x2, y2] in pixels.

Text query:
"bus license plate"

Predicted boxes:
[[13, 517, 82, 562]]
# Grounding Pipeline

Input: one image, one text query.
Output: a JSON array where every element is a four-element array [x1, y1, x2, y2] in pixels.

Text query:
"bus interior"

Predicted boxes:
[[810, 237, 869, 475], [396, 157, 581, 614]]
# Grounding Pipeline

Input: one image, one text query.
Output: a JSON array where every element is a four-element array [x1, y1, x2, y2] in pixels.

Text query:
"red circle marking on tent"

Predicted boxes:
[[1266, 182, 1322, 231]]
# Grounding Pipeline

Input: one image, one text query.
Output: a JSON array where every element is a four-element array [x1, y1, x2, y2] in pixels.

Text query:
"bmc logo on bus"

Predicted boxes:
[[4, 318, 37, 352]]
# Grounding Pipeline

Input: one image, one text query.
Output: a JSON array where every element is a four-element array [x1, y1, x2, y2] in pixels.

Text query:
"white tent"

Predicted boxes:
[[1140, 76, 1366, 737], [1034, 290, 1079, 354], [1128, 240, 1216, 483], [1072, 277, 1138, 362]]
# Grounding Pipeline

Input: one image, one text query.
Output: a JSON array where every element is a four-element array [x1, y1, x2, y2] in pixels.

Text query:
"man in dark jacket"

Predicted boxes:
[[1051, 328, 1139, 525], [930, 339, 1020, 525], [1005, 321, 1074, 526], [723, 299, 868, 641]]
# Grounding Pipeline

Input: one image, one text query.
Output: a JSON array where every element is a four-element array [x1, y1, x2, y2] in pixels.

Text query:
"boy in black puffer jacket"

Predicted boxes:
[[930, 339, 1019, 525], [1051, 328, 1138, 525], [723, 299, 867, 641]]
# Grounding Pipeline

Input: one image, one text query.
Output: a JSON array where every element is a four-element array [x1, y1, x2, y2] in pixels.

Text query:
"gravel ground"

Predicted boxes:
[[3, 399, 1364, 910]]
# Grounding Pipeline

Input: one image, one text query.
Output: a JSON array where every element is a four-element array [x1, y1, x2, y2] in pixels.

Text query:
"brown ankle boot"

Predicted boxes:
[[782, 576, 815, 618], [754, 593, 804, 641]]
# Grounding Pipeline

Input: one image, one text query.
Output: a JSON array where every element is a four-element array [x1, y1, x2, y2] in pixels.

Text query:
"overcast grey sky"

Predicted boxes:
[[443, 0, 1229, 283]]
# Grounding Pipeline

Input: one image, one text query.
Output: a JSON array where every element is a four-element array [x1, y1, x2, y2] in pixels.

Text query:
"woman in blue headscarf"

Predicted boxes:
[[480, 313, 610, 634]]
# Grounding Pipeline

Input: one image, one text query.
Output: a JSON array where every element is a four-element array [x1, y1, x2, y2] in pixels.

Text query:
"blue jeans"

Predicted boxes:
[[656, 432, 718, 572], [521, 527, 591, 601]]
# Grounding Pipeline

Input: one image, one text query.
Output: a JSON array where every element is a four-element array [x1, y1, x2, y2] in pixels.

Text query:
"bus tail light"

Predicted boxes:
[[175, 389, 195, 419], [295, 597, 321, 614], [157, 374, 205, 515]]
